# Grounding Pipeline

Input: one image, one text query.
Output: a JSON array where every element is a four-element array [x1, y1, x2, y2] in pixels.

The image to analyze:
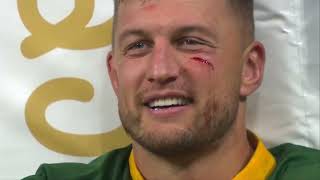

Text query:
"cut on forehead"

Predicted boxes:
[[113, 0, 253, 17], [114, 0, 155, 7]]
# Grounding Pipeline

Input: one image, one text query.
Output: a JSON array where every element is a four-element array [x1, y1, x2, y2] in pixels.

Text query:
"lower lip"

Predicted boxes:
[[145, 105, 191, 118]]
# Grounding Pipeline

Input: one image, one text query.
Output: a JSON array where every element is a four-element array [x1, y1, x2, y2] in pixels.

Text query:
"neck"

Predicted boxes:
[[132, 104, 253, 180]]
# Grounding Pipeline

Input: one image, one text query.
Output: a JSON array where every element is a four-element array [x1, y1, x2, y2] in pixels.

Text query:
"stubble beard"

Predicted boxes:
[[118, 93, 238, 157]]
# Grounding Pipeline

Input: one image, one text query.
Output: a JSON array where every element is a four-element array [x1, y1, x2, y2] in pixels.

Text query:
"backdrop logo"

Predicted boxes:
[[18, 0, 130, 157], [18, 0, 113, 59]]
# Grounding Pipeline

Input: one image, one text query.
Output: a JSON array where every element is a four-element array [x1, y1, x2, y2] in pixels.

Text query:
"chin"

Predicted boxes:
[[120, 97, 238, 156], [134, 125, 197, 156]]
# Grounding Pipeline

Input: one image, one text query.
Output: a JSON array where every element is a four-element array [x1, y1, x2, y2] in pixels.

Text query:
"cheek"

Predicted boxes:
[[182, 54, 235, 96], [180, 52, 216, 70], [181, 54, 216, 80], [181, 56, 216, 95], [117, 61, 146, 98]]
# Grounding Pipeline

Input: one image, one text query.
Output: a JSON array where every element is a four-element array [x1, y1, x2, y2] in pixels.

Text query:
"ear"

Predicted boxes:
[[240, 41, 266, 97], [107, 51, 120, 97]]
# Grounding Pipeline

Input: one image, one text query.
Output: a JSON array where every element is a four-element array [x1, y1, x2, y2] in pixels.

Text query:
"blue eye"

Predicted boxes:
[[181, 39, 200, 45], [177, 38, 200, 46], [129, 42, 146, 50], [123, 41, 151, 57], [176, 37, 206, 51]]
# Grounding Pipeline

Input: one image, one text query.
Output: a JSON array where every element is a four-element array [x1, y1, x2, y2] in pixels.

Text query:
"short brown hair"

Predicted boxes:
[[111, 0, 254, 46], [227, 0, 255, 42]]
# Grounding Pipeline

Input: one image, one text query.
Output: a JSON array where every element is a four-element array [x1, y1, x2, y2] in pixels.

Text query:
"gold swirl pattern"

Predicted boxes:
[[18, 0, 113, 59], [25, 78, 130, 156]]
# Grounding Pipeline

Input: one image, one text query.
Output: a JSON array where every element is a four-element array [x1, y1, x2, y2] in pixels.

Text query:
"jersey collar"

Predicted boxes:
[[129, 132, 276, 180]]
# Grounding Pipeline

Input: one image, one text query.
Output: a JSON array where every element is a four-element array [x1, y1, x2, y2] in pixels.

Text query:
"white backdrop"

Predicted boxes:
[[0, 0, 319, 179]]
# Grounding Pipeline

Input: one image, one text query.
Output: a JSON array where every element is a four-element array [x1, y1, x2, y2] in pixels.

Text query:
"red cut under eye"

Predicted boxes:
[[190, 57, 214, 70], [143, 4, 157, 11]]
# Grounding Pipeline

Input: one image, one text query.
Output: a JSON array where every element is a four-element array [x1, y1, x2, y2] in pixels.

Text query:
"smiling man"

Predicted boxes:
[[23, 0, 320, 180], [108, 0, 265, 179]]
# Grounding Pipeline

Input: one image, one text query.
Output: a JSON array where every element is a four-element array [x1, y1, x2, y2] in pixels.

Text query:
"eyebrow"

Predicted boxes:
[[173, 25, 218, 41], [118, 29, 150, 45], [117, 25, 218, 45]]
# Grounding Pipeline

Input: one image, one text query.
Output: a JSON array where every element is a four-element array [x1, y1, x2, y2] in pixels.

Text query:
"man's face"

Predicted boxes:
[[109, 0, 247, 154]]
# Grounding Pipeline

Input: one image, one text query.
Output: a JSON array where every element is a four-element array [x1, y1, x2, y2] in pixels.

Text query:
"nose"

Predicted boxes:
[[146, 39, 180, 85]]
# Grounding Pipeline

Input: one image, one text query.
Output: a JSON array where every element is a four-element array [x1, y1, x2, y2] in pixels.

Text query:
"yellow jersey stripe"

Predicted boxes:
[[129, 134, 276, 180]]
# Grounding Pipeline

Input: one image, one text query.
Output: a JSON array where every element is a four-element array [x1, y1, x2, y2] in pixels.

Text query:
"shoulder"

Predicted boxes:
[[22, 145, 132, 180], [268, 143, 320, 180]]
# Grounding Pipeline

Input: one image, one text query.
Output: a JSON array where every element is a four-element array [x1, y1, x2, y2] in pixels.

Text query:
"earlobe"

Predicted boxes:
[[107, 52, 120, 97], [240, 41, 266, 97]]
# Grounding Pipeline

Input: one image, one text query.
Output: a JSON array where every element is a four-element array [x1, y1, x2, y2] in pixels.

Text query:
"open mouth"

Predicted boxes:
[[144, 97, 193, 110]]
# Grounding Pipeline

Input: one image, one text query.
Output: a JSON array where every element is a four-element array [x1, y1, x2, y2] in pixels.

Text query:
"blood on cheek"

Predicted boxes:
[[190, 57, 214, 70], [143, 4, 157, 11]]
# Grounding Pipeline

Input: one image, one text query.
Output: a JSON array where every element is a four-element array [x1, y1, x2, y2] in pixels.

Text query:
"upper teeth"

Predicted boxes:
[[148, 98, 190, 108]]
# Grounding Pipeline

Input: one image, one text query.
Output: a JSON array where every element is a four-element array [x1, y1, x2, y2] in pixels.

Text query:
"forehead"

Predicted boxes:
[[116, 0, 231, 33], [117, 0, 228, 16], [117, 0, 223, 9]]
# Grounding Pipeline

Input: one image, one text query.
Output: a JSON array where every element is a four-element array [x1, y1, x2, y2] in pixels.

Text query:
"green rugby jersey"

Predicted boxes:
[[22, 143, 320, 180]]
